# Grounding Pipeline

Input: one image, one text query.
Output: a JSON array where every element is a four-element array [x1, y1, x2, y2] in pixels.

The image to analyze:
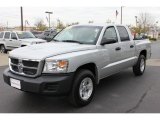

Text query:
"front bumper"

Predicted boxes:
[[3, 68, 74, 95]]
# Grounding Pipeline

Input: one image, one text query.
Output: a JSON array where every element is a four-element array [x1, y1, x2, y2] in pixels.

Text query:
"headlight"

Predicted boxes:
[[43, 59, 69, 73]]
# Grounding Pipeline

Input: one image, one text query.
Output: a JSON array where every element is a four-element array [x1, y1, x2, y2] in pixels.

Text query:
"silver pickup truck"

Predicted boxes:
[[0, 31, 46, 53], [3, 24, 151, 107]]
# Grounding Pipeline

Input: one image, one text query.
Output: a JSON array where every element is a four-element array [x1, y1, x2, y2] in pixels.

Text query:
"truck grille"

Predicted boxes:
[[9, 58, 42, 77]]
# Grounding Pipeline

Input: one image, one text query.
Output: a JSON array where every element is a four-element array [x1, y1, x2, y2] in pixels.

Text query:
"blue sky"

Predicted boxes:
[[0, 7, 160, 27]]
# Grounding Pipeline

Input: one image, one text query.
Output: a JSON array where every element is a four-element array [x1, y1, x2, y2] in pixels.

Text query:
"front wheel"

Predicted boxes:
[[133, 55, 146, 76], [0, 45, 7, 54], [68, 69, 96, 107]]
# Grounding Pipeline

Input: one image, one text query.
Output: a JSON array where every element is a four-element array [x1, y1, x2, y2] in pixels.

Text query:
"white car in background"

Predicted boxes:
[[0, 31, 46, 53]]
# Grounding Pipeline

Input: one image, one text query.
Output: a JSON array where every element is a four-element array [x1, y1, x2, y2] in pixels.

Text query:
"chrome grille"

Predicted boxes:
[[9, 57, 42, 77]]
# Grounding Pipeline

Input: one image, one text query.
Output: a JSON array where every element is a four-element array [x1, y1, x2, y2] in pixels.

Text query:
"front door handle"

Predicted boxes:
[[130, 45, 134, 48], [9, 40, 12, 41], [115, 47, 121, 51]]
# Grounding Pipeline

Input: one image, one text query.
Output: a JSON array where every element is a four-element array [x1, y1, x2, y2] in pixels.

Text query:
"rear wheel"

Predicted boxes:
[[133, 55, 146, 76], [68, 69, 96, 107], [0, 45, 7, 54]]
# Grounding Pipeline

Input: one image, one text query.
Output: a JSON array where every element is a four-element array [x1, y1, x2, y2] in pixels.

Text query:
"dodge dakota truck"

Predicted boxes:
[[0, 31, 46, 53], [3, 24, 151, 107]]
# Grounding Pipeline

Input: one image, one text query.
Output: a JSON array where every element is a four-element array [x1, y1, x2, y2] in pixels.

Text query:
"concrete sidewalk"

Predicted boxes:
[[0, 53, 8, 66]]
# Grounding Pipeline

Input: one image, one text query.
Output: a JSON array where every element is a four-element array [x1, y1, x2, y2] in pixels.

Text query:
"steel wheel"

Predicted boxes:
[[79, 77, 93, 101], [140, 58, 145, 72]]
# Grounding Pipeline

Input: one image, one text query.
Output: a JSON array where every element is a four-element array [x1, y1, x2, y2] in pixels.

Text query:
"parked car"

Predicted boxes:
[[3, 24, 151, 107], [0, 31, 46, 53], [134, 33, 148, 40], [39, 29, 57, 42], [31, 31, 43, 38]]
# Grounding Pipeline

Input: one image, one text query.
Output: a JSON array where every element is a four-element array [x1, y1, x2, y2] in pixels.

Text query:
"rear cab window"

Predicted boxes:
[[4, 32, 11, 39], [117, 26, 130, 42], [11, 32, 17, 40]]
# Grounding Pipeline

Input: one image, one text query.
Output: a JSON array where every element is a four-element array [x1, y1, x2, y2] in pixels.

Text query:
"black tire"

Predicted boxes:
[[133, 55, 146, 76], [68, 69, 96, 107], [0, 45, 7, 54]]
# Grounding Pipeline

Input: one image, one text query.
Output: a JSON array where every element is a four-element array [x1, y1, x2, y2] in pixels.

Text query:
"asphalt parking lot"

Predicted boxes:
[[0, 41, 160, 113]]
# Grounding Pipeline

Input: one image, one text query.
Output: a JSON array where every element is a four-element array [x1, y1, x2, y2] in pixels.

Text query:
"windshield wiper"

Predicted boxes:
[[61, 40, 83, 44]]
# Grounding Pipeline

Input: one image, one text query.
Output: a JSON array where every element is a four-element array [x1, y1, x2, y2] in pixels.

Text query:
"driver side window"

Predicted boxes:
[[102, 26, 118, 43]]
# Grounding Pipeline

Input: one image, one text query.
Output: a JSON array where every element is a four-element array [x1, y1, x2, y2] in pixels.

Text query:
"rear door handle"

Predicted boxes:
[[9, 40, 12, 41], [115, 47, 121, 51], [130, 45, 134, 48]]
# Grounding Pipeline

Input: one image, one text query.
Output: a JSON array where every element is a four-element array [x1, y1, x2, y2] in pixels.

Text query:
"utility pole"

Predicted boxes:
[[20, 7, 24, 31], [45, 11, 53, 29]]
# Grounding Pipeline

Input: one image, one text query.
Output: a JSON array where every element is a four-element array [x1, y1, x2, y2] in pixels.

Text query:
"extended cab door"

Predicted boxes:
[[116, 26, 137, 68], [11, 32, 21, 48], [4, 32, 12, 49], [99, 26, 123, 78]]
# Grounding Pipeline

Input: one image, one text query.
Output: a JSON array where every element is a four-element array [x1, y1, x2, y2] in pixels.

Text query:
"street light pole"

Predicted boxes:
[[121, 6, 125, 24], [45, 11, 53, 29], [121, 6, 123, 24]]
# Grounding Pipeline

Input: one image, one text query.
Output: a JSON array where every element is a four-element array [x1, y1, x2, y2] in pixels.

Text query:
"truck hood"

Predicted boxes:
[[20, 38, 46, 43], [9, 42, 96, 60]]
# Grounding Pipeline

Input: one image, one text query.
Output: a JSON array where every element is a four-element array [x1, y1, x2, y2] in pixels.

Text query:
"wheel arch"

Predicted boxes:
[[139, 50, 147, 58], [75, 63, 99, 85]]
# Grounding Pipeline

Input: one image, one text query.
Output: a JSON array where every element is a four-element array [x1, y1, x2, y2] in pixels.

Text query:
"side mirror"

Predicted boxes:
[[101, 38, 117, 45]]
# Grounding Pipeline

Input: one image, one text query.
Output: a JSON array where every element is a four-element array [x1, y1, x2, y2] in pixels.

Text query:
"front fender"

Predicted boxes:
[[48, 49, 103, 81]]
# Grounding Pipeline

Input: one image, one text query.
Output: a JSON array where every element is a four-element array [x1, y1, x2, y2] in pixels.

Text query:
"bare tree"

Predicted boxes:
[[137, 12, 155, 33], [56, 19, 65, 30], [34, 18, 47, 31], [0, 23, 4, 31]]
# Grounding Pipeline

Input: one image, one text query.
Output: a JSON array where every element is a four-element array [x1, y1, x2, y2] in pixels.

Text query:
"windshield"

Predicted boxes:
[[53, 26, 102, 44], [17, 31, 36, 39]]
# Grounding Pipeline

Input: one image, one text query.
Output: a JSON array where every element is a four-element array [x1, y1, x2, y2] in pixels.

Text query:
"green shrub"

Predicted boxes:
[[149, 37, 157, 41]]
